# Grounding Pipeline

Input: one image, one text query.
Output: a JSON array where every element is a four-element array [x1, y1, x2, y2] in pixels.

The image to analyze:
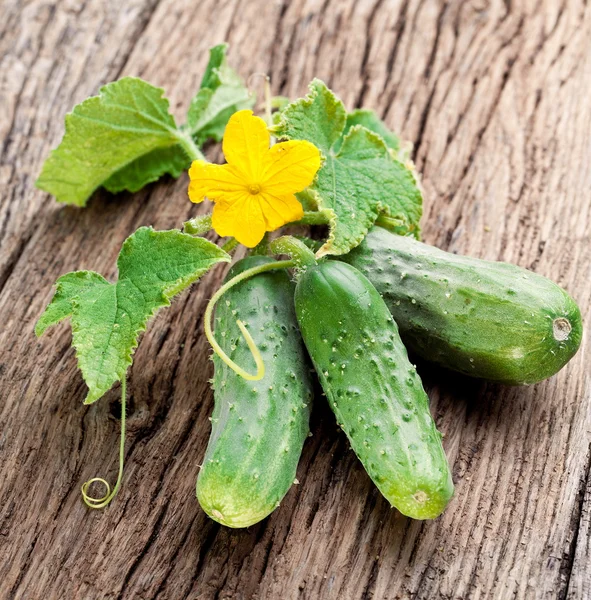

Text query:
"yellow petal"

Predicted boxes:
[[188, 160, 246, 203], [258, 192, 304, 230], [211, 194, 267, 248], [261, 140, 321, 195], [222, 110, 270, 182]]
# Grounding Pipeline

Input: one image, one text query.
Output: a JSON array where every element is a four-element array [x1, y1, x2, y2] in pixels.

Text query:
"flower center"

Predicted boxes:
[[248, 183, 261, 195]]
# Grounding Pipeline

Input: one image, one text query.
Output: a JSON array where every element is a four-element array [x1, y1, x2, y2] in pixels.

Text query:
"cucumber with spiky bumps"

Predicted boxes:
[[343, 227, 583, 385], [197, 256, 313, 528], [294, 260, 454, 519]]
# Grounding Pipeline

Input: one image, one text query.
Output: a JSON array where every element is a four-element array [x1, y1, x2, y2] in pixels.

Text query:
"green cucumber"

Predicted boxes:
[[294, 260, 454, 520], [343, 227, 583, 384], [197, 256, 313, 528]]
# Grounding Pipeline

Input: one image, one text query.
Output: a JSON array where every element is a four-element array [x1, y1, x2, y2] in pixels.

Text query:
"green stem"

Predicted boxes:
[[184, 214, 213, 236], [375, 214, 405, 232], [292, 236, 322, 253], [250, 233, 270, 256], [270, 96, 291, 111], [293, 211, 330, 226], [81, 378, 127, 509], [221, 238, 239, 253], [294, 211, 413, 237], [270, 235, 318, 268], [293, 211, 421, 241], [176, 130, 205, 162], [263, 76, 277, 147], [184, 216, 238, 253], [264, 77, 273, 130], [204, 260, 296, 380]]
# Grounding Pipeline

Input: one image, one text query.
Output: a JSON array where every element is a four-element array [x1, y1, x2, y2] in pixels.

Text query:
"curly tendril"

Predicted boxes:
[[204, 259, 296, 381], [247, 72, 272, 128], [81, 378, 127, 509]]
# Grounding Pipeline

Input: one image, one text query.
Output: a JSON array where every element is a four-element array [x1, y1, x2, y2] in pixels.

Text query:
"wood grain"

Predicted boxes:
[[0, 0, 589, 598]]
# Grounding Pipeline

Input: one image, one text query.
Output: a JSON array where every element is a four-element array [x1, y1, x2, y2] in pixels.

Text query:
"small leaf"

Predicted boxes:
[[186, 43, 254, 145], [274, 80, 423, 256], [36, 78, 196, 206], [337, 109, 400, 153], [37, 228, 230, 404], [341, 109, 420, 192]]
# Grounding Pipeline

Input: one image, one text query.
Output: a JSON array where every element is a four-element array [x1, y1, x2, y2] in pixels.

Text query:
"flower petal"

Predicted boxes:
[[258, 192, 304, 230], [222, 110, 270, 181], [261, 140, 321, 195], [188, 160, 246, 203], [211, 194, 267, 248]]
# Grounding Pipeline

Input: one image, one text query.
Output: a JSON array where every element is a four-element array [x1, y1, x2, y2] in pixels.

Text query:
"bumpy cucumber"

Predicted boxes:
[[343, 227, 583, 384], [294, 260, 454, 520], [197, 256, 313, 528]]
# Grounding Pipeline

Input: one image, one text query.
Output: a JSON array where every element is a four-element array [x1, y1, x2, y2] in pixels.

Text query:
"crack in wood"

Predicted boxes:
[[562, 443, 591, 599]]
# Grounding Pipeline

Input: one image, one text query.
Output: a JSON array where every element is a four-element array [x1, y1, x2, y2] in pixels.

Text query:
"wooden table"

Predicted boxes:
[[1, 1, 589, 598]]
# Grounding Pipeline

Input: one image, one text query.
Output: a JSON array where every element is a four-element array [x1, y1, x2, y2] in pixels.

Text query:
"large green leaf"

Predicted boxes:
[[36, 78, 197, 206], [36, 228, 230, 404], [273, 80, 422, 256], [36, 45, 253, 205]]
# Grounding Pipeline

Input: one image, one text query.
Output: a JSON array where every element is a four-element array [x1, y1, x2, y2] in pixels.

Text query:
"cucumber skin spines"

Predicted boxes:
[[197, 256, 313, 528], [295, 260, 454, 520], [344, 227, 582, 385]]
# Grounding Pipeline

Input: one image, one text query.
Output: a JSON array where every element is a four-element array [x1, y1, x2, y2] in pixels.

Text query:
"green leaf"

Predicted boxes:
[[186, 43, 254, 145], [342, 109, 418, 177], [36, 271, 109, 336], [337, 109, 400, 152], [273, 80, 422, 256], [102, 145, 190, 194], [340, 109, 419, 193], [36, 78, 197, 206], [36, 228, 230, 404], [36, 45, 252, 205]]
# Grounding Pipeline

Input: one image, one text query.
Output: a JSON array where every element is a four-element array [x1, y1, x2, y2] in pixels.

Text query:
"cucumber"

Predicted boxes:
[[294, 260, 454, 520], [343, 227, 583, 384], [197, 256, 313, 528]]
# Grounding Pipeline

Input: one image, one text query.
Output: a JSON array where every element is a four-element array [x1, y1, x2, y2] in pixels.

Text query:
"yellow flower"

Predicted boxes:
[[188, 110, 321, 247]]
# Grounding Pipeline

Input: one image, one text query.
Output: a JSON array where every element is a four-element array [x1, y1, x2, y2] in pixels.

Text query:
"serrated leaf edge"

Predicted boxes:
[[315, 124, 421, 256], [274, 85, 422, 253], [36, 77, 183, 206], [37, 228, 230, 404], [272, 78, 346, 144]]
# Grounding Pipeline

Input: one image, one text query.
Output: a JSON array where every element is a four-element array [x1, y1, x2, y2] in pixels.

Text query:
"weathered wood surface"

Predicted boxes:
[[1, 0, 590, 598]]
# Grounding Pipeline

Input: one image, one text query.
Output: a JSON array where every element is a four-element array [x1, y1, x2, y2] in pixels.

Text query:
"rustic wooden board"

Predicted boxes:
[[1, 0, 589, 598]]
